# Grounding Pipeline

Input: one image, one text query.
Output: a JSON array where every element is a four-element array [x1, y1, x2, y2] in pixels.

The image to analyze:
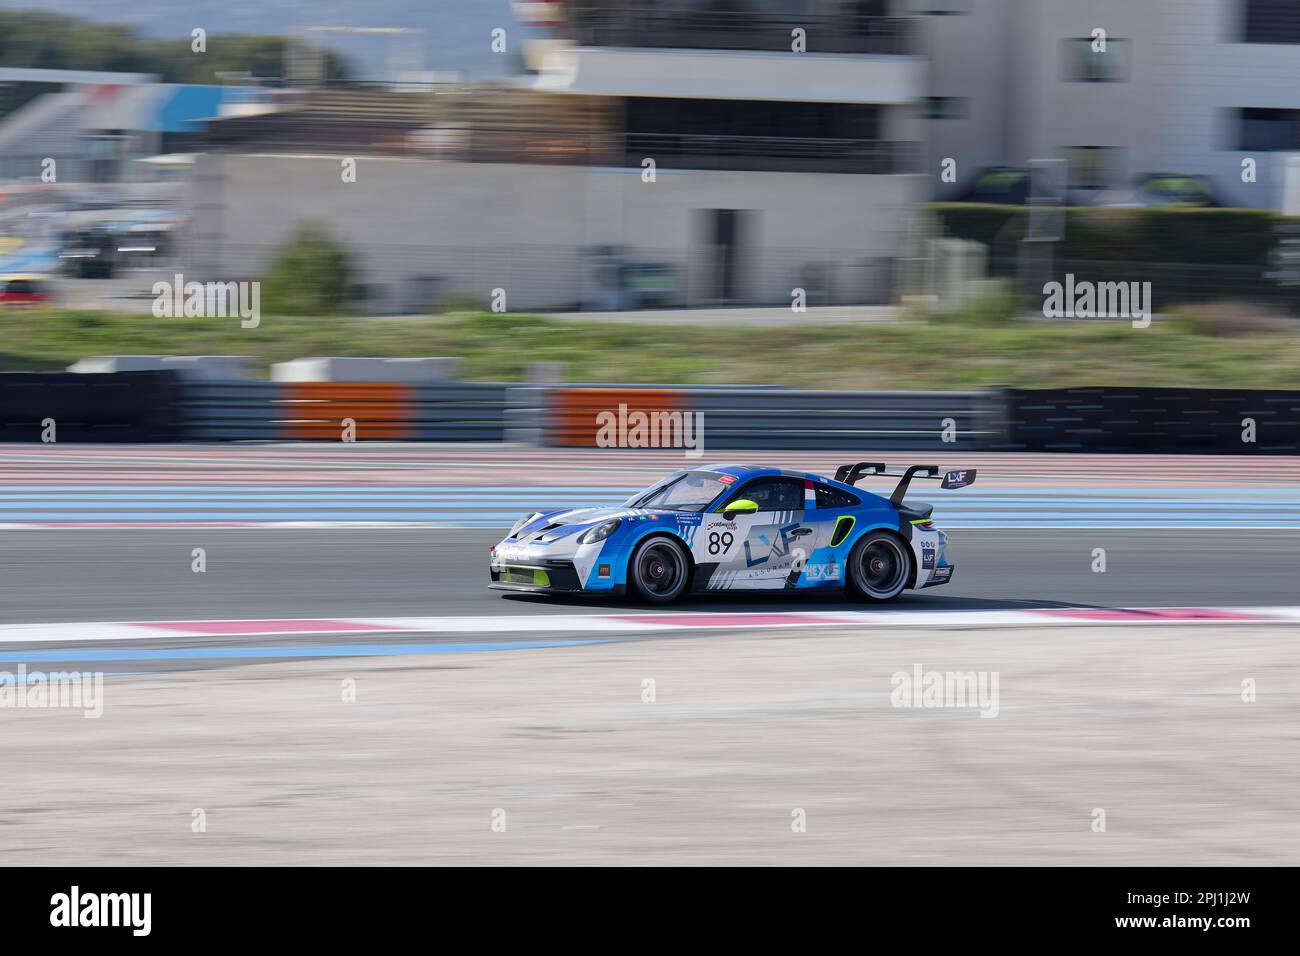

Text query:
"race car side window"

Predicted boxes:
[[814, 484, 860, 509], [722, 477, 805, 512]]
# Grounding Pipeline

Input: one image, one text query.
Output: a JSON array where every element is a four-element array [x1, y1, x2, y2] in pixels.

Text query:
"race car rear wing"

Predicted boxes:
[[833, 462, 977, 506]]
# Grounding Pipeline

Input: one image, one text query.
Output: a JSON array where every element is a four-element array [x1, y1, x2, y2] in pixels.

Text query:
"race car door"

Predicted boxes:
[[698, 476, 819, 590]]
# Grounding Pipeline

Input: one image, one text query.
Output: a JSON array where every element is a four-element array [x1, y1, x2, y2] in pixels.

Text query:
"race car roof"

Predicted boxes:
[[699, 463, 848, 489]]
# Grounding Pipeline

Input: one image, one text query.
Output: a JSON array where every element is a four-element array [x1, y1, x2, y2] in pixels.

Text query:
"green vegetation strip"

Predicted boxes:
[[4, 300, 1299, 390]]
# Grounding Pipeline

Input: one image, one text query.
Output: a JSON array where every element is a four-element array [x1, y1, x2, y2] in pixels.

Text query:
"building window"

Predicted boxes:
[[1062, 37, 1130, 82], [919, 96, 968, 120], [1064, 146, 1119, 190], [1243, 0, 1300, 43], [1239, 108, 1300, 151]]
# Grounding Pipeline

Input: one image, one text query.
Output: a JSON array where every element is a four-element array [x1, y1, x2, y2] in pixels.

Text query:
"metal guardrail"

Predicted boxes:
[[688, 388, 1000, 450], [407, 384, 511, 442], [178, 380, 1001, 448], [53, 376, 1300, 452], [1003, 386, 1300, 454], [541, 385, 1002, 450], [181, 382, 282, 441], [0, 371, 183, 442], [180, 381, 509, 441]]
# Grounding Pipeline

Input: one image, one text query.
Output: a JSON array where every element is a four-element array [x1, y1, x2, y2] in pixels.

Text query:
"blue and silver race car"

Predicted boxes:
[[489, 462, 975, 604]]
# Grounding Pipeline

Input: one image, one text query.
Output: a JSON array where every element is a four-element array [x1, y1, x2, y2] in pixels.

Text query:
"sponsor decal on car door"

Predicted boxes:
[[694, 512, 812, 589], [735, 479, 834, 589], [690, 477, 818, 590]]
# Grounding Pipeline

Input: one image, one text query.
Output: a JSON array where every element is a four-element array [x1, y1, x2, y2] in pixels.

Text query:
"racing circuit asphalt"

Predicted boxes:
[[1, 527, 1293, 626], [4, 494, 1298, 864]]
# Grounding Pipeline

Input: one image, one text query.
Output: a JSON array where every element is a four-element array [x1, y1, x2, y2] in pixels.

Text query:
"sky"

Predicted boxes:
[[0, 0, 525, 80]]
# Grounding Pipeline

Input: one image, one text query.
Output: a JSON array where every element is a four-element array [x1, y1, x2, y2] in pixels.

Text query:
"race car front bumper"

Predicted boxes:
[[489, 558, 584, 593]]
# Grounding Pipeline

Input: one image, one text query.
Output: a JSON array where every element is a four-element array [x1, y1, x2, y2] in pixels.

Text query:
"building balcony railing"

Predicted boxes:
[[562, 5, 915, 56], [457, 129, 915, 174], [623, 132, 911, 173], [201, 117, 916, 174]]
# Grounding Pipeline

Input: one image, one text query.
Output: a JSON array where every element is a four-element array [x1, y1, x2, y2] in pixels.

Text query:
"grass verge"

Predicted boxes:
[[2, 297, 1298, 389]]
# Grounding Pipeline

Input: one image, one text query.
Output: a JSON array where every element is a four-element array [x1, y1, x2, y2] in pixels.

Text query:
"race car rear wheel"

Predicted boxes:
[[846, 531, 911, 602], [628, 536, 689, 605]]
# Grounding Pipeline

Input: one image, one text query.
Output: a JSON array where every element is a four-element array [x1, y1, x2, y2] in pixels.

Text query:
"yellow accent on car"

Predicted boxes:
[[830, 515, 855, 547], [502, 568, 550, 587]]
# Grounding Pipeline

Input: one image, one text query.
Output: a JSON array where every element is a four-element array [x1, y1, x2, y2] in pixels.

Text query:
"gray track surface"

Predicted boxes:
[[3, 625, 1296, 866], [2, 527, 1297, 865], [2, 528, 1297, 626]]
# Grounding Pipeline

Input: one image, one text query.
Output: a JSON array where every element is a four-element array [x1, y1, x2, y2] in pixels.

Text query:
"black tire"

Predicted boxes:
[[627, 536, 689, 605], [846, 531, 912, 602]]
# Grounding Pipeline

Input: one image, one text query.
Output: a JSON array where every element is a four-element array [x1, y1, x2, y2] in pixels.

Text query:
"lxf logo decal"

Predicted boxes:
[[921, 542, 936, 570], [744, 522, 801, 568]]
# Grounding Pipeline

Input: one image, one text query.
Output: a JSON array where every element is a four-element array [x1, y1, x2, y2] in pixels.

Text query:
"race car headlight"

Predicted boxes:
[[578, 518, 620, 544], [509, 512, 540, 536]]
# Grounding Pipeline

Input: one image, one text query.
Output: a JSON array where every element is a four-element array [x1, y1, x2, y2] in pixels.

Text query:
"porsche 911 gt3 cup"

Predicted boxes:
[[489, 462, 975, 604]]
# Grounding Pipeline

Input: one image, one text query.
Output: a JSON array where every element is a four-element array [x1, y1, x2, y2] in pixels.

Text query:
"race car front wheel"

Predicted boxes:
[[628, 537, 689, 605], [846, 531, 911, 602]]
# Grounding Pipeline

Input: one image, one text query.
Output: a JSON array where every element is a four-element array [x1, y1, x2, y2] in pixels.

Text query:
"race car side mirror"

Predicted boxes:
[[722, 499, 759, 520]]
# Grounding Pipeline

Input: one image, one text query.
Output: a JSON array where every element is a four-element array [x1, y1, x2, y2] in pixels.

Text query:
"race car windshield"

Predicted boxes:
[[625, 472, 730, 513]]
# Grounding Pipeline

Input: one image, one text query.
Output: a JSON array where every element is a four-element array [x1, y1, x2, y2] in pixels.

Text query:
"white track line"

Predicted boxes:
[[2, 607, 1299, 644]]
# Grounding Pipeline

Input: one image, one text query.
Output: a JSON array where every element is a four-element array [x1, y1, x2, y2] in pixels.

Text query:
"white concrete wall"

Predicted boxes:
[[914, 0, 1300, 208], [189, 153, 923, 311], [915, 0, 1016, 195], [1012, 0, 1168, 192], [1137, 0, 1300, 208]]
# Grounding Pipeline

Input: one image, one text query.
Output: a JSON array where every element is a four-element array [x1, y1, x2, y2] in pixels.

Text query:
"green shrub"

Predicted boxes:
[[928, 204, 1296, 311], [929, 203, 1279, 263], [260, 224, 353, 316]]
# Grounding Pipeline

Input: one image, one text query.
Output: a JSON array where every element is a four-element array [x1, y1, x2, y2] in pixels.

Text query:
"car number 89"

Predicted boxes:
[[707, 531, 734, 556]]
